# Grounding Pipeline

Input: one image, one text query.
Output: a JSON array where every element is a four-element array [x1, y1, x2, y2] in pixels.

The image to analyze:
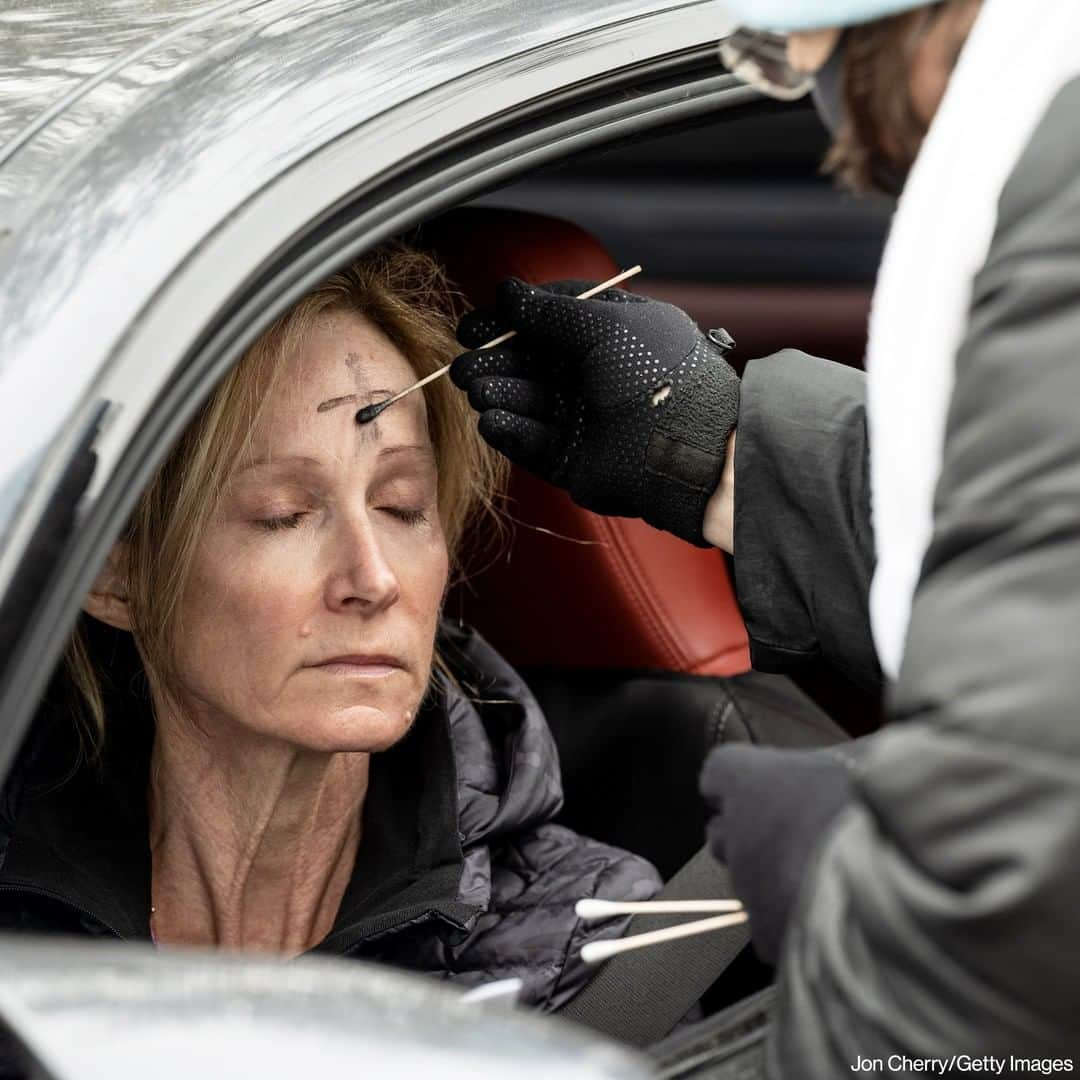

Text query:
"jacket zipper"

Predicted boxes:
[[0, 881, 438, 955], [321, 909, 443, 957], [0, 883, 127, 942], [0, 885, 451, 957]]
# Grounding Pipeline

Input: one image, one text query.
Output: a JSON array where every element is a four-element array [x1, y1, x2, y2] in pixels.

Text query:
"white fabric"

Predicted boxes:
[[867, 0, 1080, 680]]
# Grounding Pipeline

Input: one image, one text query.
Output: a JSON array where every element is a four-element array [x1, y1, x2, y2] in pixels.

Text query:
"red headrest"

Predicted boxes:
[[430, 208, 751, 676]]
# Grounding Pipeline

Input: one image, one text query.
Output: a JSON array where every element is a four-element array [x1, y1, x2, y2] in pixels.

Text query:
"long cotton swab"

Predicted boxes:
[[575, 898, 744, 920], [580, 911, 749, 965], [354, 264, 644, 425]]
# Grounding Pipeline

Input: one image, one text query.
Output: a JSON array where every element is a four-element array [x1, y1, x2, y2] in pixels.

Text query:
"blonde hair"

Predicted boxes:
[[66, 242, 506, 748]]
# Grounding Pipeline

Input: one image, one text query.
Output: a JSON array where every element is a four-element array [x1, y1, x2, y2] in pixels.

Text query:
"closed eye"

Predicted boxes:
[[381, 507, 428, 526], [255, 512, 307, 531]]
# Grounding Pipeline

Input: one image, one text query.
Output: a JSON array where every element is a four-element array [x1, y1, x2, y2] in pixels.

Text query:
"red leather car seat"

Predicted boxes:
[[430, 208, 751, 676]]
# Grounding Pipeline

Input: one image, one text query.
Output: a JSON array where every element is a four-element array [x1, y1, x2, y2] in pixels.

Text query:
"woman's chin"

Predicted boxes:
[[292, 702, 417, 754]]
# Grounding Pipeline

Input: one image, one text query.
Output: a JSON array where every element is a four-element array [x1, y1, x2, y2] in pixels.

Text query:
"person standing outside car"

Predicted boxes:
[[451, 0, 1080, 1071]]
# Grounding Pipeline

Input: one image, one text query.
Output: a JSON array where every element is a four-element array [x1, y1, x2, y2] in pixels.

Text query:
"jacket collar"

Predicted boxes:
[[0, 659, 478, 950], [0, 619, 562, 951]]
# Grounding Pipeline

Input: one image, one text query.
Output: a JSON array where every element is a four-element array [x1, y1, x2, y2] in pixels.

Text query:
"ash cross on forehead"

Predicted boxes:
[[315, 351, 392, 438]]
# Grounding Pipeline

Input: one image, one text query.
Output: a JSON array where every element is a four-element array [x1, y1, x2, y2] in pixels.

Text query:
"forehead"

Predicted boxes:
[[256, 308, 429, 441], [296, 308, 416, 396]]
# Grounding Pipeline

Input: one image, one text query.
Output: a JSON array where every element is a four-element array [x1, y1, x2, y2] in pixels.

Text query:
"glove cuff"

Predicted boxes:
[[642, 338, 739, 546]]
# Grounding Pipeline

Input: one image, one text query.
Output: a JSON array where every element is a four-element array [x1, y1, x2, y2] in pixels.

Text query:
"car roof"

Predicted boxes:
[[0, 0, 721, 235], [0, 0, 724, 487], [0, 3, 221, 172]]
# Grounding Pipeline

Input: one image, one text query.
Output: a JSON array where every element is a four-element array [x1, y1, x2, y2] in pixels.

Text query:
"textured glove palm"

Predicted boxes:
[[451, 279, 739, 546]]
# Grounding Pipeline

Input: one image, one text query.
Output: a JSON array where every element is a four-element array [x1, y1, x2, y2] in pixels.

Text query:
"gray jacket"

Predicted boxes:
[[733, 79, 1080, 1072]]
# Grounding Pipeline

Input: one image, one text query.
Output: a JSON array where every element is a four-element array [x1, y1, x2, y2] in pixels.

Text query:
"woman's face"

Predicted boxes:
[[169, 310, 448, 753]]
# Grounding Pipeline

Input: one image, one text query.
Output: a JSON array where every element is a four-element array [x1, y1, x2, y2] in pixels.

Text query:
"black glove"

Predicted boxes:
[[451, 278, 739, 546], [699, 743, 857, 964]]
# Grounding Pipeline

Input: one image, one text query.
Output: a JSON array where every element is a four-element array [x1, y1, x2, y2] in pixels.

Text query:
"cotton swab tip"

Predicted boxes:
[[580, 911, 749, 964], [355, 401, 386, 425], [575, 899, 620, 920], [575, 898, 744, 921], [580, 939, 626, 965]]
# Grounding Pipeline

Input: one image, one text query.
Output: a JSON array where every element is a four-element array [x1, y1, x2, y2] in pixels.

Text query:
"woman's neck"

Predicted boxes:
[[147, 710, 369, 956]]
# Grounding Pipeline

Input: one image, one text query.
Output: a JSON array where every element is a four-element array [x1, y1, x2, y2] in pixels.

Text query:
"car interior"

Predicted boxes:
[[417, 100, 888, 1006], [427, 102, 887, 811]]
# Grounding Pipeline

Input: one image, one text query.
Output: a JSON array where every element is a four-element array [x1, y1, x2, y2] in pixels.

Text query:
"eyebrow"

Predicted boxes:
[[378, 444, 436, 463], [317, 394, 356, 413], [316, 388, 392, 413]]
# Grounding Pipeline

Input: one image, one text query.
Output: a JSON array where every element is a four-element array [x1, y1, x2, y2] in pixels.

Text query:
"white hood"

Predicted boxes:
[[866, 0, 1080, 678]]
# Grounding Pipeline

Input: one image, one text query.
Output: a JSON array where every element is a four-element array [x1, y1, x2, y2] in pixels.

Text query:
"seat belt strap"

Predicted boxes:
[[558, 846, 749, 1046]]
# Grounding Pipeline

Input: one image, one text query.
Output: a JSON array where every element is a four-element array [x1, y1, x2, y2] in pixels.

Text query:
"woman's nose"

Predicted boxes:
[[325, 514, 401, 613]]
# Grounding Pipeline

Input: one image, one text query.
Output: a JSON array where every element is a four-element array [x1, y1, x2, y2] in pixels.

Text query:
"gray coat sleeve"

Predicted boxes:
[[768, 79, 1080, 1072], [733, 350, 880, 692]]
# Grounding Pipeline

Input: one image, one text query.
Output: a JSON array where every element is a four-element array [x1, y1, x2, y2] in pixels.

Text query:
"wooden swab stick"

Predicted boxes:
[[354, 264, 644, 424], [575, 898, 744, 921], [580, 911, 749, 965]]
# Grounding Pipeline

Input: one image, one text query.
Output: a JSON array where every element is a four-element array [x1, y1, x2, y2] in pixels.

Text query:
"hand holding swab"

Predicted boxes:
[[575, 898, 743, 920], [580, 911, 749, 965], [354, 264, 644, 425]]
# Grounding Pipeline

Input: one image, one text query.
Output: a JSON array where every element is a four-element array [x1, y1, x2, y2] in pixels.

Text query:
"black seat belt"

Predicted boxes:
[[558, 846, 749, 1047]]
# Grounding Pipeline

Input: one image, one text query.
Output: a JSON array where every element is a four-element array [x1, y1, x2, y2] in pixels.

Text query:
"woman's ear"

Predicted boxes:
[[83, 542, 133, 631]]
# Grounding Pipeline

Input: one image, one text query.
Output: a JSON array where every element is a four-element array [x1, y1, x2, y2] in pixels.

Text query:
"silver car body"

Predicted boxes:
[[0, 939, 651, 1080]]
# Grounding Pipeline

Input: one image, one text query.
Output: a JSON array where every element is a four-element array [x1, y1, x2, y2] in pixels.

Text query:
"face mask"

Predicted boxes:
[[810, 36, 845, 135]]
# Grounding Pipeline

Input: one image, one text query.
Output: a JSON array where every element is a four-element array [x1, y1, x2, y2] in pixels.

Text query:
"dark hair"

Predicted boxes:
[[825, 2, 962, 195]]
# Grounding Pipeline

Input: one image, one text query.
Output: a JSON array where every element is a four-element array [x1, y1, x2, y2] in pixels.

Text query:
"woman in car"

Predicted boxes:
[[0, 242, 659, 1008]]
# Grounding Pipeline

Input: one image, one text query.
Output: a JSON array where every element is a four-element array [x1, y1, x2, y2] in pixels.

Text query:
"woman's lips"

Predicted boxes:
[[310, 655, 405, 678]]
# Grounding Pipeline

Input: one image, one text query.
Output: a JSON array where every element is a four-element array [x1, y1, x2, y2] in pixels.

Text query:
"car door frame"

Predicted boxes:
[[0, 40, 764, 777]]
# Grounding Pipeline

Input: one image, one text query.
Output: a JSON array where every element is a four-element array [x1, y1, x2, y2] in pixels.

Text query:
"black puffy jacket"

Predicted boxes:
[[0, 620, 659, 1012]]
